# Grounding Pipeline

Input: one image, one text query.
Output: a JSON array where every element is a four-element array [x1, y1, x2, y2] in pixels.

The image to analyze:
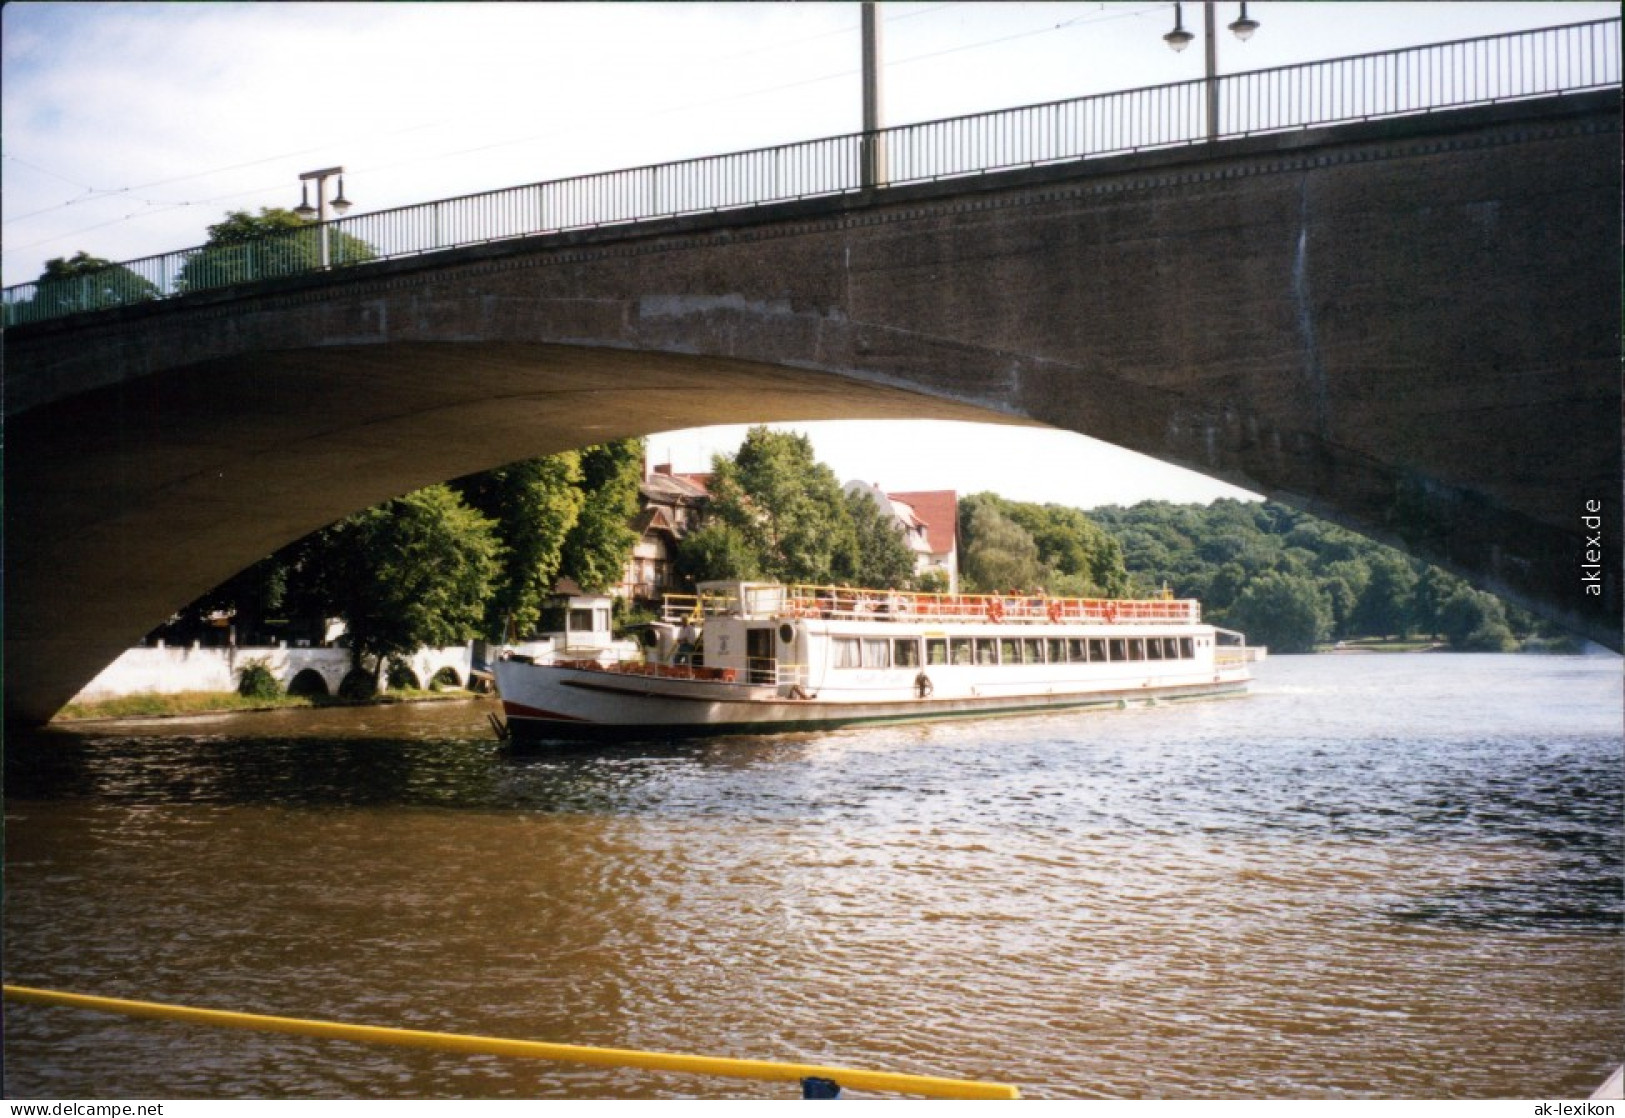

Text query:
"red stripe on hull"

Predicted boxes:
[[502, 700, 592, 723]]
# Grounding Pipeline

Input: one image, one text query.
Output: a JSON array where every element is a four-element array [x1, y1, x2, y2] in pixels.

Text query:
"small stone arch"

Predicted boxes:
[[386, 662, 422, 691], [338, 669, 377, 701], [287, 668, 331, 697], [430, 665, 463, 690]]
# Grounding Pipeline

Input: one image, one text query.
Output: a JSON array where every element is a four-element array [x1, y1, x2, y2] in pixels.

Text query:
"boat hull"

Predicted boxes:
[[494, 658, 1249, 743]]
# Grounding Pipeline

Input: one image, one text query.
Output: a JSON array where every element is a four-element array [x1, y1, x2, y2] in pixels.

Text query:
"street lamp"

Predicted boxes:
[[1228, 2, 1260, 42], [1163, 2, 1261, 140], [294, 166, 352, 267]]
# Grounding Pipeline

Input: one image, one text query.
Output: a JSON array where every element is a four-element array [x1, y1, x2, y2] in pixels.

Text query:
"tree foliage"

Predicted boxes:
[[1437, 586, 1517, 651], [29, 251, 160, 317], [291, 485, 501, 680], [960, 500, 1044, 592], [674, 520, 762, 586], [957, 492, 1127, 596], [841, 487, 920, 589], [1349, 552, 1419, 639], [1089, 498, 1544, 649], [450, 454, 586, 638], [176, 207, 375, 292], [1228, 572, 1333, 654], [688, 427, 860, 584], [560, 439, 645, 594]]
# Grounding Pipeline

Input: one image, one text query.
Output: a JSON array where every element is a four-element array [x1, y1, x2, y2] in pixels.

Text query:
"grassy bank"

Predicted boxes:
[[1324, 638, 1445, 653], [54, 688, 482, 723]]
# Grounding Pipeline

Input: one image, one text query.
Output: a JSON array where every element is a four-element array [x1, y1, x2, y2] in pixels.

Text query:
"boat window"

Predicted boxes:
[[863, 638, 891, 669], [1164, 638, 1182, 660], [1147, 638, 1164, 660], [926, 638, 948, 666], [999, 638, 1021, 664], [834, 638, 861, 669], [1109, 638, 1127, 661], [1127, 639, 1145, 661], [1068, 638, 1087, 662], [893, 638, 921, 668], [1089, 638, 1108, 662], [951, 638, 974, 666], [570, 608, 598, 633], [1047, 638, 1067, 663], [1024, 638, 1045, 664], [975, 638, 998, 665], [1179, 637, 1195, 659]]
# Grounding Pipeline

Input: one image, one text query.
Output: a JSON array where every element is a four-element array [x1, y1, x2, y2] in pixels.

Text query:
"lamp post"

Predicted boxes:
[[860, 2, 886, 189], [1163, 2, 1260, 141], [294, 166, 353, 268]]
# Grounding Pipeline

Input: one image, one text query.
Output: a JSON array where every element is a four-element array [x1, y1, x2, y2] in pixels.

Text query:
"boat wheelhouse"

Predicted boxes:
[[494, 581, 1259, 743]]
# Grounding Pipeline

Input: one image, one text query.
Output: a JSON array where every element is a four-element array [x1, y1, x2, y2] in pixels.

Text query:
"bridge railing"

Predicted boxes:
[[4, 18, 1617, 328]]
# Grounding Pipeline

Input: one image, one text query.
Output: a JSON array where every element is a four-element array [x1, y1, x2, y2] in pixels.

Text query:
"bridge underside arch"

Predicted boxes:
[[7, 93, 1619, 723], [6, 345, 1029, 725]]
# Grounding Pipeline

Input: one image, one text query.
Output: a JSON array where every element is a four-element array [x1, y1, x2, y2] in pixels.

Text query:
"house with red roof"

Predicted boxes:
[[845, 483, 959, 593]]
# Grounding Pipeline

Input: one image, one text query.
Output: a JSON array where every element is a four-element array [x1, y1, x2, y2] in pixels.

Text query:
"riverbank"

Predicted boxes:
[[1323, 635, 1590, 653], [53, 688, 486, 723]]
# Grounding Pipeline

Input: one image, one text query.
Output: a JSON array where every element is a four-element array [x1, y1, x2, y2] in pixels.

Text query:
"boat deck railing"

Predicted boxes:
[[663, 585, 1202, 626]]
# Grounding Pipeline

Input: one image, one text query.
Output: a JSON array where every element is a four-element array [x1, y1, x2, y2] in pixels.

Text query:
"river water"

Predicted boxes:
[[4, 653, 1620, 1100]]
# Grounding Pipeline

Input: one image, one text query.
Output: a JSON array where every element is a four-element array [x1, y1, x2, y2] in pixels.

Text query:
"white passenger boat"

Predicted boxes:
[[493, 581, 1258, 742]]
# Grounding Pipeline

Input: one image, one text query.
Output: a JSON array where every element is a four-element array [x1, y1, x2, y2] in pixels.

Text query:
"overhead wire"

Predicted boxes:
[[3, 2, 1169, 265]]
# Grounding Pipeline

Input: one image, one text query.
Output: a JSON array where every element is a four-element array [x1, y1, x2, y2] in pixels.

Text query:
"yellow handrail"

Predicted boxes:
[[3, 984, 1020, 1100]]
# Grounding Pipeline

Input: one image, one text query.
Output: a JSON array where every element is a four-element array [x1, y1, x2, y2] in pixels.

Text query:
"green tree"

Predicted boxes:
[[1228, 572, 1332, 654], [29, 251, 160, 317], [166, 552, 290, 645], [996, 497, 1130, 596], [960, 499, 1044, 592], [175, 207, 375, 292], [1412, 565, 1461, 640], [560, 439, 645, 593], [674, 520, 762, 586], [293, 485, 501, 686], [1350, 553, 1419, 639], [841, 487, 919, 589], [1437, 586, 1517, 651], [704, 428, 858, 583], [1320, 558, 1372, 639], [451, 454, 586, 638]]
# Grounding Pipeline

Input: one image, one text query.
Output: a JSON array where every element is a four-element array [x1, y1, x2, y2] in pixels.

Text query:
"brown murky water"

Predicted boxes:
[[4, 655, 1620, 1099]]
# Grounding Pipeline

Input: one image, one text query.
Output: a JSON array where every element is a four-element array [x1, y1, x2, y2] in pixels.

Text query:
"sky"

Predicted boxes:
[[4, 1, 1613, 510]]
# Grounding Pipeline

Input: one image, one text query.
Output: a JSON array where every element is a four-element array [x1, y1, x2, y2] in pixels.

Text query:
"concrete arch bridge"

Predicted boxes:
[[4, 92, 1619, 725]]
